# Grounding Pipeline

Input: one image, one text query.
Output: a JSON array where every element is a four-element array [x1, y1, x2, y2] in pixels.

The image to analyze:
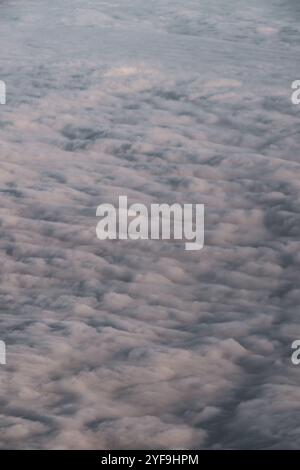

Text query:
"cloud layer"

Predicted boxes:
[[0, 0, 300, 449]]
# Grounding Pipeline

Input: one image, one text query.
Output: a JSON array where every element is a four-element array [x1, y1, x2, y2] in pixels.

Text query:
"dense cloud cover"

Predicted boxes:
[[0, 0, 300, 449]]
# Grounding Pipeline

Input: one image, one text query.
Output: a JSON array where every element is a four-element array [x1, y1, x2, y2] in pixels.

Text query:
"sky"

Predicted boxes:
[[0, 0, 300, 449]]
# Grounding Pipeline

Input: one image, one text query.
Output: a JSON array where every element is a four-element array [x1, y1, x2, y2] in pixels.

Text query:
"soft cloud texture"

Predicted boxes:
[[0, 0, 300, 449]]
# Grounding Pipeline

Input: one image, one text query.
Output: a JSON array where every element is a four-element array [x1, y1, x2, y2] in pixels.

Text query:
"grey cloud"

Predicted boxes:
[[0, 0, 300, 450]]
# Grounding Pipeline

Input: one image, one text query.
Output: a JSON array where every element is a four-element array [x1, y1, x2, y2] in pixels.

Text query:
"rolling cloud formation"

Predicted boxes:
[[0, 0, 300, 449]]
